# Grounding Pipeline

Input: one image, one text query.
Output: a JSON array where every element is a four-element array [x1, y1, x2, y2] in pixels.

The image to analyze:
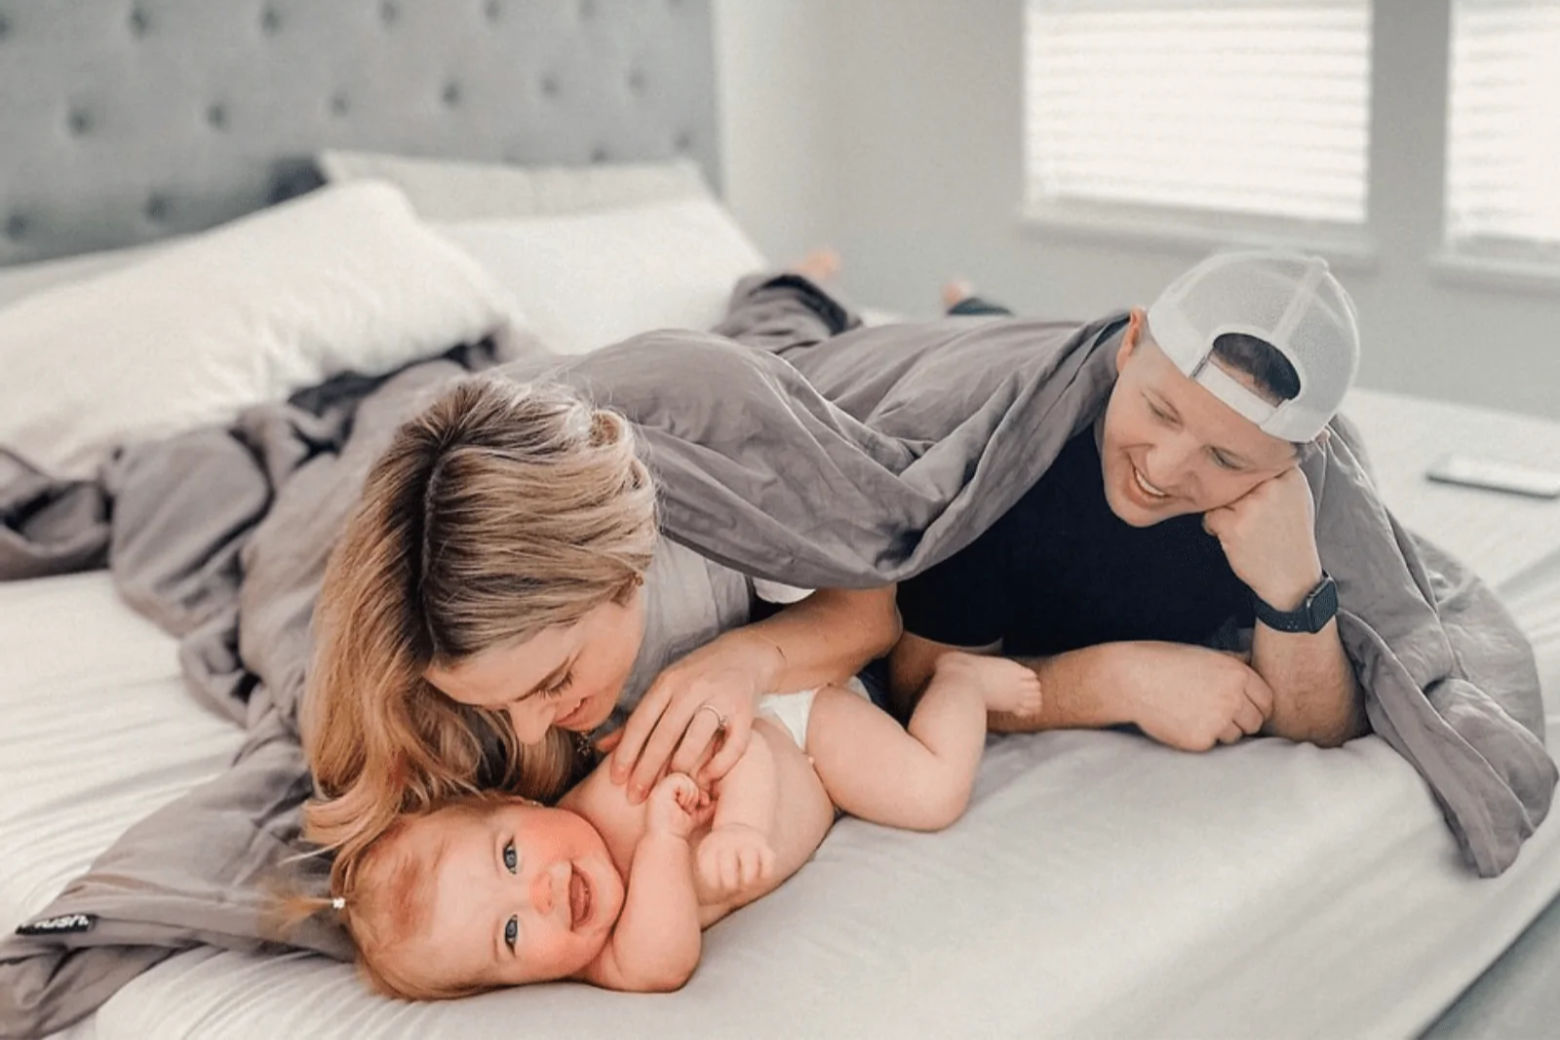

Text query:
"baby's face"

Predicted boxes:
[[389, 799, 625, 989]]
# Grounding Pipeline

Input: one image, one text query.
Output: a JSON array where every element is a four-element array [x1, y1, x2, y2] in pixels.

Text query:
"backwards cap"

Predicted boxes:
[[1145, 249, 1361, 442]]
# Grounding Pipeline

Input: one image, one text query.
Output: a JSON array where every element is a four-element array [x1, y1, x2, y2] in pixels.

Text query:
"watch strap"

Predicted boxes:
[[1253, 573, 1338, 634]]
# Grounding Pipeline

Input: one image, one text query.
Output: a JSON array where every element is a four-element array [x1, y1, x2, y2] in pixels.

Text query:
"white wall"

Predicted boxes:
[[714, 0, 1560, 421]]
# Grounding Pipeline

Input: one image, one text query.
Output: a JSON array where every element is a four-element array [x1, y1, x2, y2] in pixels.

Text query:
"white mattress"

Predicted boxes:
[[4, 389, 1558, 1040]]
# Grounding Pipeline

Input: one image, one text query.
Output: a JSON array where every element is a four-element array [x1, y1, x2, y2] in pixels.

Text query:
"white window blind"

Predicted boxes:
[[1023, 0, 1372, 226], [1446, 0, 1560, 257]]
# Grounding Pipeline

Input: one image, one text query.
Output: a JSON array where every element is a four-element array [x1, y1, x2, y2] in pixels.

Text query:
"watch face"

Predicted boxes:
[[1305, 576, 1339, 631]]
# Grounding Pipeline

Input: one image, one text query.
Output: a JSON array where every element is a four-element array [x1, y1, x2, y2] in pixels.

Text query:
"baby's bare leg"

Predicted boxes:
[[806, 656, 1034, 832]]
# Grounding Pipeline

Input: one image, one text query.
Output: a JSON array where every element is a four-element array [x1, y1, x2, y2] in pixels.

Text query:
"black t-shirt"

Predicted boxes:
[[897, 429, 1254, 655]]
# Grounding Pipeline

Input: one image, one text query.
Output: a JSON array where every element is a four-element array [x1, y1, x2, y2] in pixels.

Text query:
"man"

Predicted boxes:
[[889, 250, 1366, 752]]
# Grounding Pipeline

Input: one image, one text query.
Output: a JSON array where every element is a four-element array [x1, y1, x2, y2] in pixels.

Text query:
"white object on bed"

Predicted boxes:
[[0, 182, 525, 481], [0, 241, 175, 310], [9, 562, 1560, 1040], [435, 195, 767, 355], [315, 151, 709, 222]]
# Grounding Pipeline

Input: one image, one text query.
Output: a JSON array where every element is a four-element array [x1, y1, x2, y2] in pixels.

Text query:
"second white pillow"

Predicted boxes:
[[436, 195, 768, 356]]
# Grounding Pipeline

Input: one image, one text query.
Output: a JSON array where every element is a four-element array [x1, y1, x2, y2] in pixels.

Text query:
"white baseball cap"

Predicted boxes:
[[1145, 249, 1361, 442]]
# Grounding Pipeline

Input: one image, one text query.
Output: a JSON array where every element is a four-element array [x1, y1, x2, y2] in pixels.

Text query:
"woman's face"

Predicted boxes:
[[426, 586, 647, 744]]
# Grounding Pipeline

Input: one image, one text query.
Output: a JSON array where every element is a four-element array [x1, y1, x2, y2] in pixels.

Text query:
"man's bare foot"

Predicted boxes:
[[792, 247, 841, 284], [941, 278, 975, 310], [932, 651, 1042, 718]]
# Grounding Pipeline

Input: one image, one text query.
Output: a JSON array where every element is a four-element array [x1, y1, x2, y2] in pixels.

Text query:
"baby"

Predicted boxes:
[[335, 650, 1039, 998]]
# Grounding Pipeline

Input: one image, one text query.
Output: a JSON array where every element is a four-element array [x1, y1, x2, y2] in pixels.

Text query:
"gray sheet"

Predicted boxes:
[[0, 275, 1552, 1038]]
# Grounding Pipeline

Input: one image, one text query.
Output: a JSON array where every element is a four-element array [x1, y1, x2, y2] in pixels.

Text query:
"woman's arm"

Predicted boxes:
[[608, 586, 900, 803]]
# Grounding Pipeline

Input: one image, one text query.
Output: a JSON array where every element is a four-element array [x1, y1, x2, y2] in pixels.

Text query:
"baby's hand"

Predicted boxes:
[[645, 773, 709, 840], [696, 824, 775, 899]]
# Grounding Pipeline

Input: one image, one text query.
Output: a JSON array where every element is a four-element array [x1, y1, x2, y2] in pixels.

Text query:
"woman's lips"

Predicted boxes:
[[554, 698, 590, 729]]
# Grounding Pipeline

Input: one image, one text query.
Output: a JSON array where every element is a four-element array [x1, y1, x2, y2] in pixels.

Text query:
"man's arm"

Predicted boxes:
[[1249, 604, 1366, 747], [889, 632, 1273, 751], [887, 631, 1134, 732], [1203, 467, 1367, 748]]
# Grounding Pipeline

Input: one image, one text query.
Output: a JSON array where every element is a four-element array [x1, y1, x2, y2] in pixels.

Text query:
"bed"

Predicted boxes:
[[3, 2, 1559, 1038]]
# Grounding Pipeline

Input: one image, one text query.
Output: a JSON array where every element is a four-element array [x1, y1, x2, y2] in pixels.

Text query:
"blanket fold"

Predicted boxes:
[[0, 275, 1551, 1037]]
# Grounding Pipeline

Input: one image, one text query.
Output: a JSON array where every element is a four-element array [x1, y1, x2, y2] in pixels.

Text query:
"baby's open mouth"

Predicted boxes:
[[569, 865, 590, 930]]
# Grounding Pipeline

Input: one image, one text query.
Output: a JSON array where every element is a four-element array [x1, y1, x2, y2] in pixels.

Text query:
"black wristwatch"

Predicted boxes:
[[1253, 573, 1339, 634]]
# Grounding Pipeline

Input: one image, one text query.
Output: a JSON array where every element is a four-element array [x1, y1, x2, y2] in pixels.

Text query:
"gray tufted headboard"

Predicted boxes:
[[0, 0, 718, 266]]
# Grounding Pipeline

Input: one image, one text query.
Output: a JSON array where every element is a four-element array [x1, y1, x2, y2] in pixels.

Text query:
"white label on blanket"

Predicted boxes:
[[16, 912, 96, 935]]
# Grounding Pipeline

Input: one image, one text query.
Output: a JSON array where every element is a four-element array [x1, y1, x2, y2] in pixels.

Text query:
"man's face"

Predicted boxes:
[[1099, 309, 1299, 527]]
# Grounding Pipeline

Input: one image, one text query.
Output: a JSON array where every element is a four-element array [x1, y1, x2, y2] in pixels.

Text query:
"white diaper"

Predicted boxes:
[[756, 676, 869, 750]]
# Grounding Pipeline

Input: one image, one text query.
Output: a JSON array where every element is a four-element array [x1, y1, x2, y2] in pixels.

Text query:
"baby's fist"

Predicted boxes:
[[645, 772, 708, 839]]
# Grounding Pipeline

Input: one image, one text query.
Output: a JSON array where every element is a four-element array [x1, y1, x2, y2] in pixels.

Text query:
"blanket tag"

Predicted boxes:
[[16, 912, 97, 936]]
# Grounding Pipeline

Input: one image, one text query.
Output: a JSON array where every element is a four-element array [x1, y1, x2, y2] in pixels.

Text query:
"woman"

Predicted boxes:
[[301, 375, 899, 874]]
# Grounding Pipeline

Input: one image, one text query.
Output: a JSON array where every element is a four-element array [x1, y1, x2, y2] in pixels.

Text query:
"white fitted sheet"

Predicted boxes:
[[4, 389, 1558, 1040]]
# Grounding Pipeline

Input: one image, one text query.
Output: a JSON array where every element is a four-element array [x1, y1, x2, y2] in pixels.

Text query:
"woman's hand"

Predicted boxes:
[[606, 633, 783, 804]]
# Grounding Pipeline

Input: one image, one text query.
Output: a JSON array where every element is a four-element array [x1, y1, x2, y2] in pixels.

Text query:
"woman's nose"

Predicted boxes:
[[507, 703, 555, 745]]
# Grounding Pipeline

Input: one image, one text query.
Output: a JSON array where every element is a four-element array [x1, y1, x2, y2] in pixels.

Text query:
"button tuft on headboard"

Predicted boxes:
[[484, 0, 502, 21], [380, 1, 398, 26], [67, 108, 92, 137], [329, 92, 350, 117], [207, 104, 229, 130], [540, 75, 560, 98], [144, 195, 170, 223], [260, 6, 282, 34], [579, 0, 596, 19], [5, 213, 28, 241], [590, 145, 608, 163], [627, 69, 646, 95], [129, 7, 151, 36], [0, 13, 10, 40], [442, 81, 462, 108], [674, 131, 693, 152]]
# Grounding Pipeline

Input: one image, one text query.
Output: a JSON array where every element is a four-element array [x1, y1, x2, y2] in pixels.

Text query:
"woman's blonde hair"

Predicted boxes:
[[301, 376, 656, 883]]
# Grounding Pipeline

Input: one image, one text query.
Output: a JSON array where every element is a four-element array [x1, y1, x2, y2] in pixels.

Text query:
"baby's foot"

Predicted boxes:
[[940, 278, 975, 310], [791, 247, 841, 284], [934, 651, 1042, 717]]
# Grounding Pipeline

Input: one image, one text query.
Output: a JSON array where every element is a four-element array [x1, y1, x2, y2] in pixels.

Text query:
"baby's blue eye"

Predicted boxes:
[[504, 915, 519, 951], [503, 839, 517, 873]]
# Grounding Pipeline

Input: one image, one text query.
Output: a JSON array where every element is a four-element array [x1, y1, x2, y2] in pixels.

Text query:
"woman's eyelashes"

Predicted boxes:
[[540, 671, 574, 700]]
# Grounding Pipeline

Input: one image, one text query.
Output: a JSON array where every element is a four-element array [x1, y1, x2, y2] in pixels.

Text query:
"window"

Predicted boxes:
[[1023, 0, 1373, 231], [1445, 0, 1560, 260]]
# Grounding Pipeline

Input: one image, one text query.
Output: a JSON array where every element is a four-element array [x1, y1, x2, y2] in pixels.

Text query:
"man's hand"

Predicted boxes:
[[1115, 642, 1275, 751], [644, 773, 710, 840], [1202, 467, 1323, 609], [695, 823, 776, 899]]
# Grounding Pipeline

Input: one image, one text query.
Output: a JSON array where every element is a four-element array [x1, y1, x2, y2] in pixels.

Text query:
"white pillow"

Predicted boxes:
[[315, 150, 709, 222], [435, 195, 768, 355], [0, 182, 525, 479], [0, 240, 171, 310]]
